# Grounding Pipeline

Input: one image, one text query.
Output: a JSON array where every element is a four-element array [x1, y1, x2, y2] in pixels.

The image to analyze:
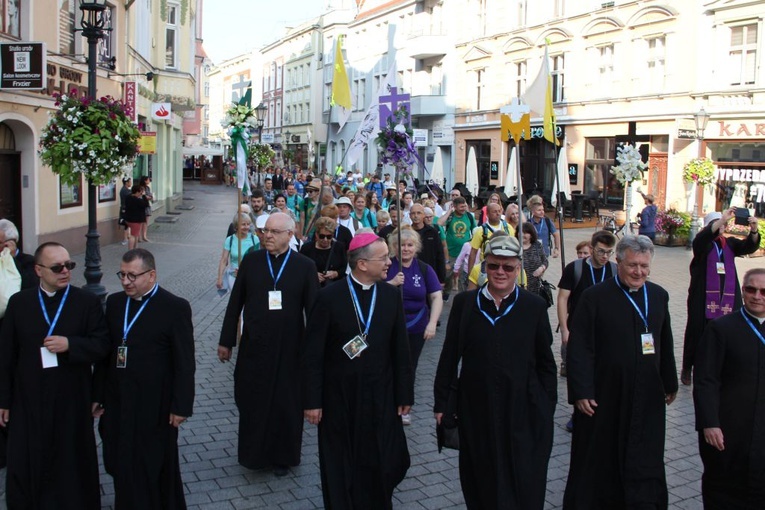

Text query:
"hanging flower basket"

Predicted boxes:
[[682, 158, 716, 187], [375, 105, 417, 178], [39, 92, 141, 185], [610, 144, 647, 186]]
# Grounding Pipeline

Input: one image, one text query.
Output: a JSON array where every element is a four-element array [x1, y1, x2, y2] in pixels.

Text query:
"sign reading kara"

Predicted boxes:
[[0, 42, 46, 90]]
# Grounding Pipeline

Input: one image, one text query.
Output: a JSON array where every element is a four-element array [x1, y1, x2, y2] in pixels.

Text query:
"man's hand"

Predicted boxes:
[[552, 247, 560, 258], [169, 414, 186, 428], [665, 392, 677, 405], [0, 408, 9, 427], [560, 328, 570, 346], [434, 412, 443, 425], [91, 402, 104, 418], [704, 427, 724, 451], [398, 405, 411, 416], [217, 345, 232, 362], [304, 408, 322, 425], [43, 336, 69, 354], [575, 399, 598, 417]]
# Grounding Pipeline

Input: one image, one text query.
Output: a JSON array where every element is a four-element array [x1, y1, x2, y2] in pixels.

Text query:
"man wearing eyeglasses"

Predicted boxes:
[[434, 234, 556, 509], [302, 233, 413, 508], [693, 267, 765, 508], [0, 242, 109, 509], [93, 248, 195, 509], [564, 235, 677, 509], [218, 212, 319, 477]]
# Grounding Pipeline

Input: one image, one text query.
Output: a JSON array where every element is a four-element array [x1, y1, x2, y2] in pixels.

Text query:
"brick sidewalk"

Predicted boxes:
[[4, 183, 761, 509]]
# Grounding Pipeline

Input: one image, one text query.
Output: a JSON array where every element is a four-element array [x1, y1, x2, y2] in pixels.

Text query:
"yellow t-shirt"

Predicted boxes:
[[468, 221, 517, 261]]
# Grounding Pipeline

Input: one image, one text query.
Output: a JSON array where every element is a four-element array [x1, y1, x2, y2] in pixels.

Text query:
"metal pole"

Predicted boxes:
[[554, 144, 566, 269], [689, 139, 703, 243], [82, 18, 106, 300]]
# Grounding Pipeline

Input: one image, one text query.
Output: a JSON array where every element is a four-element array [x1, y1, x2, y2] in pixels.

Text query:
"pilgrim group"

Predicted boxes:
[[0, 169, 763, 510]]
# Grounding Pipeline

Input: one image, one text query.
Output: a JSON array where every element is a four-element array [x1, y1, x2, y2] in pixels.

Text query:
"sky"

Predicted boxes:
[[202, 0, 329, 64]]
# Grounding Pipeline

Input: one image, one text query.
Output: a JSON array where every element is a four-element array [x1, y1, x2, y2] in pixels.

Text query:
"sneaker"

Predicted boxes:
[[560, 363, 567, 378], [401, 413, 411, 426], [121, 240, 128, 246], [565, 418, 574, 432]]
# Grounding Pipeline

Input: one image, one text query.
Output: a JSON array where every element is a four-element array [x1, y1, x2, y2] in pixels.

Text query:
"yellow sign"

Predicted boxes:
[[138, 131, 157, 154]]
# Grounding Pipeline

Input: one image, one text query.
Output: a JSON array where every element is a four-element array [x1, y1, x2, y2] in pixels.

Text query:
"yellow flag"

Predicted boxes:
[[544, 73, 558, 145], [331, 36, 352, 110]]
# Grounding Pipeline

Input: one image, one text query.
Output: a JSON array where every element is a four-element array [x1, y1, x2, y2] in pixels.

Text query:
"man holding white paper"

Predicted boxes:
[[0, 242, 109, 509]]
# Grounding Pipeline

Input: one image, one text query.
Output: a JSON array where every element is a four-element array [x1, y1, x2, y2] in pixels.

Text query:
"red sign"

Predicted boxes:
[[124, 81, 136, 122]]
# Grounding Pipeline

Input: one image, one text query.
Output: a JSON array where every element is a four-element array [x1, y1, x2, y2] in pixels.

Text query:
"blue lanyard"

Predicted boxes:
[[123, 284, 159, 343], [266, 249, 292, 290], [589, 260, 606, 284], [476, 285, 519, 326], [740, 309, 765, 346], [615, 276, 649, 332], [713, 241, 723, 260], [347, 276, 377, 337], [37, 285, 70, 337]]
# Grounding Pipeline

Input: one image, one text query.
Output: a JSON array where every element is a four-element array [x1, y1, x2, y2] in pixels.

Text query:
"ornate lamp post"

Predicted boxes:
[[79, 0, 109, 299], [689, 107, 710, 243], [255, 102, 267, 143]]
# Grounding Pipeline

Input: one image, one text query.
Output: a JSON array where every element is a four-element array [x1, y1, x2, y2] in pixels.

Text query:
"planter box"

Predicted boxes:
[[655, 233, 688, 247]]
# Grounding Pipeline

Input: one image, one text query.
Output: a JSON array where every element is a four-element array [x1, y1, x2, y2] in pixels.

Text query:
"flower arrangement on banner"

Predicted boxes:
[[248, 142, 275, 169], [610, 144, 647, 186], [222, 103, 260, 158], [39, 92, 141, 185], [656, 208, 691, 237], [682, 158, 716, 187], [375, 105, 418, 177]]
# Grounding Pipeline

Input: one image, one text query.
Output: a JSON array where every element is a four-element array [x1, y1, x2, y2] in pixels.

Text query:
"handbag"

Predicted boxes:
[[538, 279, 556, 308], [436, 382, 460, 452]]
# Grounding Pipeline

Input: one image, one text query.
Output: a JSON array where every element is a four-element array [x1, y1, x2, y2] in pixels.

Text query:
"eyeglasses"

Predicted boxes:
[[486, 263, 520, 273], [362, 256, 390, 262], [261, 228, 291, 235], [594, 248, 615, 256], [116, 269, 152, 282], [743, 286, 765, 297], [317, 234, 333, 240], [37, 261, 76, 274]]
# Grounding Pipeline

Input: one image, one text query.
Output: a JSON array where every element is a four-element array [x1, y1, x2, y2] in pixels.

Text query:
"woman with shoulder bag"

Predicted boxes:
[[216, 214, 259, 292]]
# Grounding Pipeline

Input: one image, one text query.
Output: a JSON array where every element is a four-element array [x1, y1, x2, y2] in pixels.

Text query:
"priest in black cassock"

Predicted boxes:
[[433, 234, 557, 510], [681, 208, 759, 385], [302, 233, 413, 509], [564, 235, 678, 510], [0, 242, 109, 509], [94, 248, 195, 509], [693, 267, 765, 509], [218, 212, 319, 476]]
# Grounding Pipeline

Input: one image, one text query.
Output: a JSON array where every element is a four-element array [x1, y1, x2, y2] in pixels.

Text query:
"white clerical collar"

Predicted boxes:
[[133, 283, 158, 301], [481, 284, 514, 310], [40, 286, 57, 297], [744, 308, 765, 324], [350, 272, 374, 290]]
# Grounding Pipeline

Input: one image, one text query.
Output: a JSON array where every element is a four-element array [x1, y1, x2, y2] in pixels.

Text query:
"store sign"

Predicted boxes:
[[676, 118, 697, 139], [138, 131, 157, 154], [432, 119, 454, 145], [124, 81, 137, 122], [716, 168, 765, 183], [0, 42, 46, 90], [151, 102, 172, 120], [260, 132, 274, 144], [714, 120, 765, 138], [413, 128, 428, 147]]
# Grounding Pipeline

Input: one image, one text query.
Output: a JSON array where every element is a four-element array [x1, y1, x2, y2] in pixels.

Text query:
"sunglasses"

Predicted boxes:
[[37, 261, 76, 273], [743, 286, 765, 297], [317, 234, 333, 240], [116, 269, 152, 282], [486, 263, 520, 273]]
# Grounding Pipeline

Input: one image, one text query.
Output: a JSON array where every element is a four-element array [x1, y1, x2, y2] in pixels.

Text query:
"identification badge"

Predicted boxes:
[[116, 345, 128, 368], [268, 290, 283, 310], [342, 335, 368, 359], [641, 332, 655, 355], [40, 346, 58, 369], [716, 262, 725, 274]]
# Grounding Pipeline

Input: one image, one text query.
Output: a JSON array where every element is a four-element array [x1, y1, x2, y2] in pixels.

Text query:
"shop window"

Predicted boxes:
[[729, 23, 757, 85], [1, 0, 20, 38], [165, 3, 179, 69], [598, 45, 614, 95], [646, 36, 666, 91], [585, 137, 622, 206], [466, 140, 492, 190], [552, 54, 565, 102]]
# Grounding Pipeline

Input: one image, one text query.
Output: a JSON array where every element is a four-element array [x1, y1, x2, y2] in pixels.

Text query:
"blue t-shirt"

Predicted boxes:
[[531, 216, 557, 256], [224, 234, 259, 269], [387, 258, 441, 334]]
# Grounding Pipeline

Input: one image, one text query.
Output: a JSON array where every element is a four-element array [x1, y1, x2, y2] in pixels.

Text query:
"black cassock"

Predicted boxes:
[[95, 287, 195, 509], [219, 249, 319, 469], [302, 278, 413, 510], [0, 286, 109, 509], [682, 223, 758, 372], [564, 280, 678, 510], [693, 310, 765, 509], [433, 288, 557, 510]]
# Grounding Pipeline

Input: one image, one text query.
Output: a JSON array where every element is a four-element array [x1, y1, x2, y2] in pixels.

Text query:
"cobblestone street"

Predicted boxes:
[[17, 182, 763, 509]]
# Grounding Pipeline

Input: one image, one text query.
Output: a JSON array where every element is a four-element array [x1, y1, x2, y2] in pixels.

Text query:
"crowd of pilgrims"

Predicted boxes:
[[0, 161, 762, 509]]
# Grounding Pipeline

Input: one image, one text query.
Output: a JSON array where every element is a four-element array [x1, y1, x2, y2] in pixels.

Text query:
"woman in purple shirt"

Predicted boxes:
[[387, 226, 443, 425]]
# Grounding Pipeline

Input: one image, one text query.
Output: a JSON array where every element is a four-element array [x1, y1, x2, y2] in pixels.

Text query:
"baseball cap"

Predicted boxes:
[[484, 235, 521, 258]]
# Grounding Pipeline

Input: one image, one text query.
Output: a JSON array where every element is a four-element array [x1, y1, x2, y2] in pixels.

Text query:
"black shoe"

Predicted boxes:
[[274, 466, 289, 477]]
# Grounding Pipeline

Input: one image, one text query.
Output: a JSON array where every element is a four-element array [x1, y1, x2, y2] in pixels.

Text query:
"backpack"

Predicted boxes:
[[227, 233, 258, 257], [572, 258, 617, 288], [480, 220, 510, 250]]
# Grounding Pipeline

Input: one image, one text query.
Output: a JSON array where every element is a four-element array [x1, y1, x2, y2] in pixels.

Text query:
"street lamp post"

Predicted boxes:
[[255, 102, 267, 143], [689, 107, 710, 243], [79, 0, 108, 299]]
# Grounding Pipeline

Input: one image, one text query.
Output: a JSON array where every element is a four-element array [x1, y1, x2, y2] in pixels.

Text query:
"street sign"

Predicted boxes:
[[0, 42, 46, 90]]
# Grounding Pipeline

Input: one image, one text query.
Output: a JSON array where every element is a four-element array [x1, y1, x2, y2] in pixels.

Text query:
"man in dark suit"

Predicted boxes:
[[94, 248, 195, 509]]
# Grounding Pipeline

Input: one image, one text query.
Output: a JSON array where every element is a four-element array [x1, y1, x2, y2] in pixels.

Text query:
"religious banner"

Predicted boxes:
[[379, 86, 410, 128], [500, 98, 531, 144]]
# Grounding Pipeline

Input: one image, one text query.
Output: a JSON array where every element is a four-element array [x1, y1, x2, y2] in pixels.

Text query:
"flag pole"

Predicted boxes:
[[554, 144, 566, 270], [516, 139, 524, 287]]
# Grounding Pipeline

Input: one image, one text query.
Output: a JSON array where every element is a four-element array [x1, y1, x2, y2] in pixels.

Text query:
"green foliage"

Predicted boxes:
[[683, 158, 716, 186], [248, 143, 276, 169], [180, 0, 188, 24], [160, 0, 167, 21]]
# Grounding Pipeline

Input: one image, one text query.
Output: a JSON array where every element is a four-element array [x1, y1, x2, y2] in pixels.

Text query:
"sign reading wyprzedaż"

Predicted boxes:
[[0, 42, 46, 90]]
